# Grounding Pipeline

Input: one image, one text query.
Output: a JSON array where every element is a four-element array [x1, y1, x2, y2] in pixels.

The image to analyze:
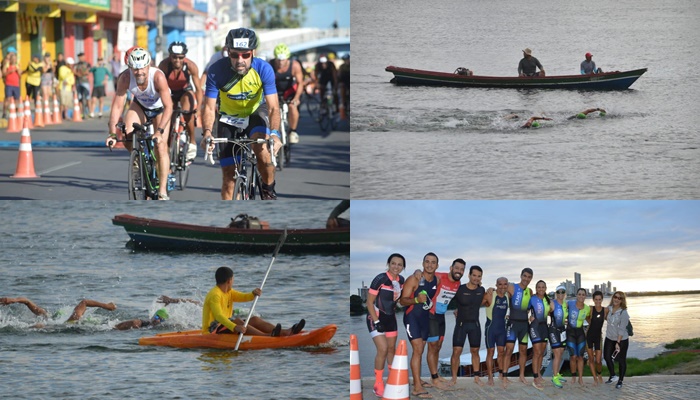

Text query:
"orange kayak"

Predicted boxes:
[[139, 324, 337, 350]]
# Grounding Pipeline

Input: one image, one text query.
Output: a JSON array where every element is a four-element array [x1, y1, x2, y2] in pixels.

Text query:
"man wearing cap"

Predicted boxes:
[[518, 48, 545, 77], [313, 54, 338, 113], [2, 47, 20, 119], [57, 57, 76, 119], [581, 52, 603, 75], [74, 52, 92, 118]]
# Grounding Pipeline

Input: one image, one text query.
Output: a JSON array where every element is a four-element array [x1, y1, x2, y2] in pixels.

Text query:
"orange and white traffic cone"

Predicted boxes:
[[10, 118, 39, 179], [6, 98, 20, 133], [350, 335, 363, 400], [23, 96, 34, 129], [382, 340, 409, 400], [34, 95, 45, 128], [52, 94, 62, 124], [43, 96, 53, 125], [72, 92, 83, 122]]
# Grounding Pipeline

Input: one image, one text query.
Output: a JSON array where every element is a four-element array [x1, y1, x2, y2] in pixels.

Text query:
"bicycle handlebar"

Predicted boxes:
[[204, 137, 277, 167]]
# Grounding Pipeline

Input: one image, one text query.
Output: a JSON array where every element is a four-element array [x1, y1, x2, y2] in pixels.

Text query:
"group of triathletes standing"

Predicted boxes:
[[365, 253, 632, 398], [104, 27, 349, 200]]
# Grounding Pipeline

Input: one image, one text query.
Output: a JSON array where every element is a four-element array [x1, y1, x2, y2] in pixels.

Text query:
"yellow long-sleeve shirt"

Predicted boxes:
[[201, 285, 255, 334]]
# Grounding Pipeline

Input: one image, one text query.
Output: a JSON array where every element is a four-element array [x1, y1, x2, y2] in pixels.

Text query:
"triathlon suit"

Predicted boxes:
[[506, 284, 531, 345], [201, 285, 255, 334], [129, 67, 167, 120], [205, 57, 277, 167], [453, 284, 485, 348], [566, 300, 590, 357], [270, 58, 300, 102], [485, 292, 509, 349], [427, 272, 460, 343], [548, 300, 568, 349], [366, 272, 405, 338], [165, 59, 194, 106], [403, 275, 438, 342], [528, 295, 551, 344], [587, 306, 605, 351]]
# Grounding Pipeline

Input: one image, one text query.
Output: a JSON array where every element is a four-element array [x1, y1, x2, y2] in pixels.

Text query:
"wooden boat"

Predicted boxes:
[[111, 214, 349, 254], [139, 324, 337, 350], [386, 66, 647, 90], [438, 341, 534, 377]]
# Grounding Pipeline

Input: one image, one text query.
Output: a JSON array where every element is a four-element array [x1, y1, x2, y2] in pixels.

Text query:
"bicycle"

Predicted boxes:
[[168, 106, 195, 190], [278, 96, 292, 170], [205, 135, 278, 200], [318, 83, 338, 134], [108, 119, 171, 200]]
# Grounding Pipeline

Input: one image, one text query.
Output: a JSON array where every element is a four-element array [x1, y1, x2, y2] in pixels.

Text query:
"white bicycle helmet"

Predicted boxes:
[[127, 48, 151, 69]]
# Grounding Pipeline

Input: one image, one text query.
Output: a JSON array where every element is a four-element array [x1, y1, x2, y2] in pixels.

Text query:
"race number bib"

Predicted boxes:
[[560, 330, 567, 342], [220, 115, 249, 129], [233, 38, 249, 48]]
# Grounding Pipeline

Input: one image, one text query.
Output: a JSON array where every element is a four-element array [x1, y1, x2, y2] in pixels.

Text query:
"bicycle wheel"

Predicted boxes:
[[178, 142, 190, 190], [128, 150, 146, 200], [330, 109, 338, 130], [143, 149, 160, 200], [305, 92, 319, 118], [319, 108, 331, 133], [232, 175, 249, 200], [251, 166, 262, 200]]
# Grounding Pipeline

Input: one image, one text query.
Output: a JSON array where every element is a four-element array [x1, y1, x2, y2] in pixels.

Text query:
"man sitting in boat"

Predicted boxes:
[[568, 108, 607, 119], [518, 48, 546, 77], [202, 266, 305, 336], [327, 199, 350, 228], [0, 295, 194, 330], [580, 53, 603, 75]]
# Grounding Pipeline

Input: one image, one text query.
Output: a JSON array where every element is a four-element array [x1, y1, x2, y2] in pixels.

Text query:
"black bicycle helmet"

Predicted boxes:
[[168, 41, 188, 55], [225, 28, 259, 51]]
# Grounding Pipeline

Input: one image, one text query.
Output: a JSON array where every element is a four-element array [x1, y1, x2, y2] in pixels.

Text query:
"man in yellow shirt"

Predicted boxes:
[[202, 266, 305, 335], [57, 57, 76, 119]]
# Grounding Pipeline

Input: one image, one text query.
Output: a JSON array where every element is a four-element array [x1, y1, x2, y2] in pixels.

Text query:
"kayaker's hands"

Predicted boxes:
[[252, 288, 262, 297], [234, 324, 247, 334]]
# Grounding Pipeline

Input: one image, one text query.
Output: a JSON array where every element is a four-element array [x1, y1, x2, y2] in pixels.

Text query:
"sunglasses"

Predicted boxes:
[[172, 55, 185, 60], [229, 52, 252, 59], [556, 290, 566, 294], [613, 295, 622, 300]]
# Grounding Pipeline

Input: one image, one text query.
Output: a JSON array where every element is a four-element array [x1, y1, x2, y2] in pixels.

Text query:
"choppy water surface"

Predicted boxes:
[[351, 0, 700, 199], [0, 201, 349, 399]]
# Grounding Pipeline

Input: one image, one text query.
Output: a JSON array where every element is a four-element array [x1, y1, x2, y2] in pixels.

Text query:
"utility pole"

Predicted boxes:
[[156, 0, 164, 63]]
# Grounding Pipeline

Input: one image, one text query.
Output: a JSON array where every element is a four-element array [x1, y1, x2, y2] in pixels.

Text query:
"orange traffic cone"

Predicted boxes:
[[350, 334, 363, 400], [52, 94, 62, 124], [23, 96, 34, 129], [43, 96, 53, 125], [6, 97, 20, 133], [10, 118, 39, 179], [34, 95, 45, 128], [382, 340, 409, 400], [72, 92, 83, 122]]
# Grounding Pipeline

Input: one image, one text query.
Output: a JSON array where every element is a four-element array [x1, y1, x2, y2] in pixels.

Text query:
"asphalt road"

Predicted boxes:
[[0, 108, 349, 200]]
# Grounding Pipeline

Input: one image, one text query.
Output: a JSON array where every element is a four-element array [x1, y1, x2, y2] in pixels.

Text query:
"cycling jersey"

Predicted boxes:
[[165, 59, 194, 92], [205, 57, 277, 118], [431, 272, 461, 315], [270, 58, 299, 94], [368, 272, 404, 316]]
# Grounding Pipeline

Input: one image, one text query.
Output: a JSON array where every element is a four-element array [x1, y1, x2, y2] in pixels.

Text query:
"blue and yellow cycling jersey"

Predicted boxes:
[[205, 57, 277, 117]]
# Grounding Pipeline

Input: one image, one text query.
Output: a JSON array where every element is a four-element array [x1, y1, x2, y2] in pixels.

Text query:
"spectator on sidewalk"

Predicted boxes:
[[57, 57, 76, 119], [89, 57, 112, 118], [22, 54, 43, 102], [2, 47, 21, 119]]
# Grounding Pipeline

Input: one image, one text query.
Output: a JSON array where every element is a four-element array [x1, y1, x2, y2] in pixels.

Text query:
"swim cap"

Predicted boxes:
[[599, 112, 606, 117], [531, 121, 540, 128], [576, 113, 587, 119], [153, 308, 169, 321]]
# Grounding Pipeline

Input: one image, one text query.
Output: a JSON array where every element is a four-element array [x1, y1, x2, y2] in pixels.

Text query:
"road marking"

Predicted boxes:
[[37, 161, 82, 175]]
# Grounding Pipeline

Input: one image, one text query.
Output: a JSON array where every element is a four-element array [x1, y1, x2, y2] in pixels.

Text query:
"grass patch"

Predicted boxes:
[[665, 338, 700, 350], [625, 352, 699, 376]]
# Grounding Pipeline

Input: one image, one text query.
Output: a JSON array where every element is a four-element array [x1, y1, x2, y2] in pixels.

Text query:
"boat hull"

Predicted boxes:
[[139, 324, 337, 350], [386, 66, 647, 90], [439, 343, 534, 377], [111, 214, 349, 254]]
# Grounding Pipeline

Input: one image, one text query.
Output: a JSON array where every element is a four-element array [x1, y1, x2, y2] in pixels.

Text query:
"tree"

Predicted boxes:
[[249, 0, 307, 29], [350, 295, 365, 316]]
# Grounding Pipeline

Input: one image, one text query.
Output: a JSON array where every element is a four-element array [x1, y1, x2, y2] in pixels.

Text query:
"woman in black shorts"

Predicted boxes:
[[586, 290, 608, 385]]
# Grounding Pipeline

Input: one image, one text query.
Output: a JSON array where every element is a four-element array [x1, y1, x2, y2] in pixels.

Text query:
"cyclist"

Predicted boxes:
[[338, 53, 350, 118], [269, 43, 304, 144], [105, 47, 174, 200], [157, 41, 202, 161], [313, 54, 338, 113], [201, 27, 281, 200]]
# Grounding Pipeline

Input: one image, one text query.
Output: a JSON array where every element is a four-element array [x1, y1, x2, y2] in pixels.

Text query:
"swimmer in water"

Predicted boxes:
[[568, 108, 606, 119]]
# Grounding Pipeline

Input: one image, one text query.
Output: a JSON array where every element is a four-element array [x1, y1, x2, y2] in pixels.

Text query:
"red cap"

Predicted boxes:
[[585, 52, 592, 58]]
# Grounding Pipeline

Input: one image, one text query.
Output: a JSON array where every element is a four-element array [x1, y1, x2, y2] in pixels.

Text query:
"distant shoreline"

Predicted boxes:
[[625, 290, 700, 297]]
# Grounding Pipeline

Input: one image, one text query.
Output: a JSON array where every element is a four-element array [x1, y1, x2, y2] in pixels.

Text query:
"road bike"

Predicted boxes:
[[278, 96, 292, 170], [168, 106, 195, 190], [205, 135, 278, 200], [318, 84, 338, 134]]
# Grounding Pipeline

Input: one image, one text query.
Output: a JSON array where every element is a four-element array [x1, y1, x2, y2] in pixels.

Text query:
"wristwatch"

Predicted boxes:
[[157, 128, 164, 134]]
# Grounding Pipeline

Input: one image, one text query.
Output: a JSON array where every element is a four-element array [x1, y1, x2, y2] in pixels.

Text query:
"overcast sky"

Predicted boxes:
[[350, 201, 700, 295]]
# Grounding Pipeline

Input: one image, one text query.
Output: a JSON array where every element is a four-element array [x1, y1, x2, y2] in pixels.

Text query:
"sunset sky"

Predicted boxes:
[[350, 201, 700, 295]]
